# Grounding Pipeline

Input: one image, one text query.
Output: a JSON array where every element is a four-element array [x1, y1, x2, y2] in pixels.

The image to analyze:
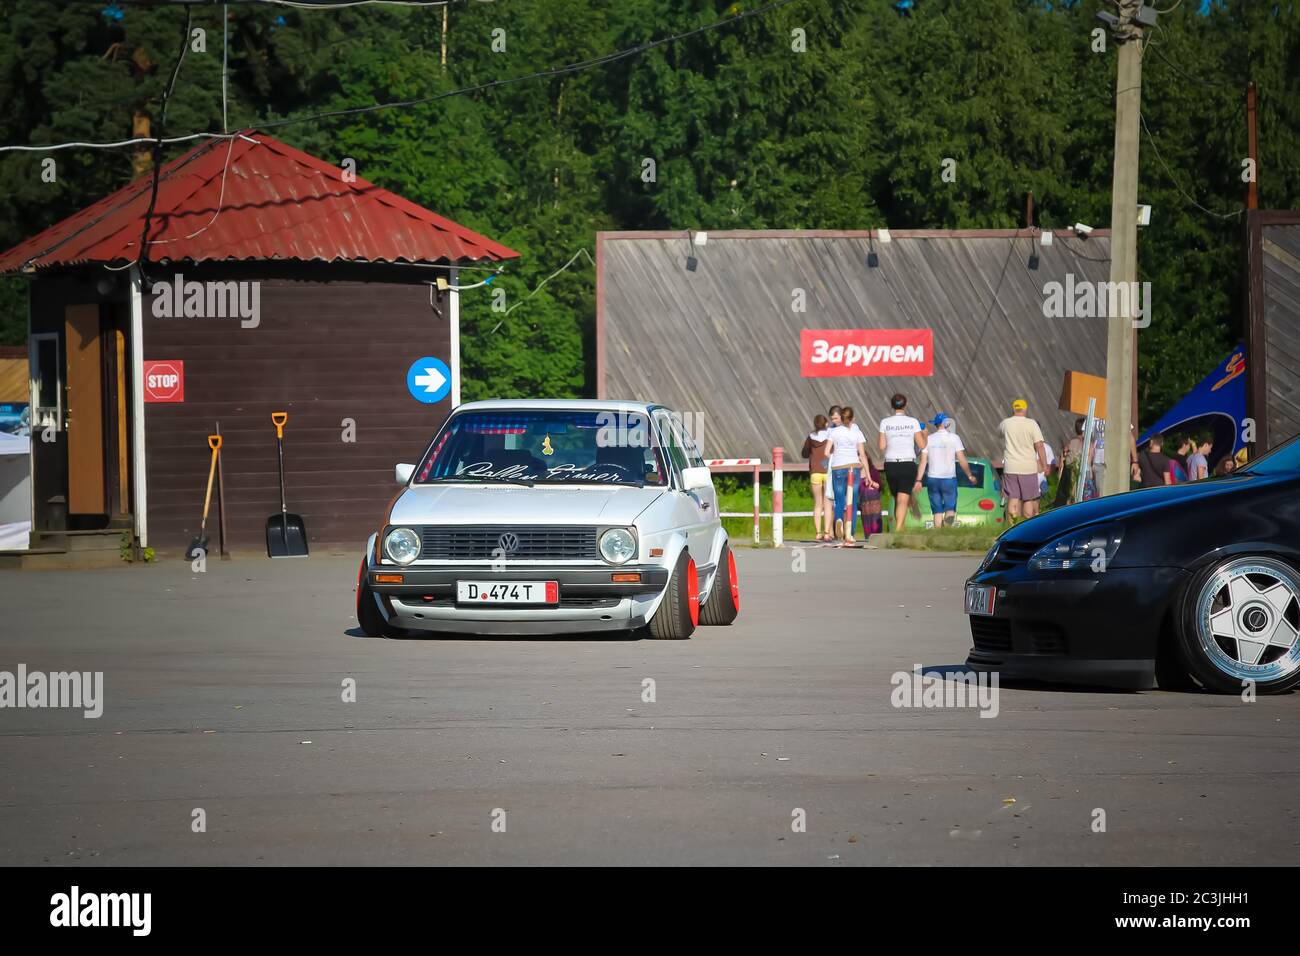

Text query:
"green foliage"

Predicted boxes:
[[1, 0, 1298, 424]]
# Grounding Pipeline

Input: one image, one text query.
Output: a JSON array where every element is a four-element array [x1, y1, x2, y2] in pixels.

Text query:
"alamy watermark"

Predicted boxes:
[[0, 664, 103, 718], [1041, 273, 1151, 328], [151, 273, 261, 328], [50, 886, 150, 936], [890, 666, 999, 718]]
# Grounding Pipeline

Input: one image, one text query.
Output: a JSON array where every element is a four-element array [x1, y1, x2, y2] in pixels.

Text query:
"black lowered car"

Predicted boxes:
[[965, 436, 1300, 694]]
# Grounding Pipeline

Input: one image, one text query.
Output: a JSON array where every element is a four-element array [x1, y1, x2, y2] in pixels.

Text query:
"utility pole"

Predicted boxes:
[[1246, 80, 1258, 210], [1101, 0, 1145, 496]]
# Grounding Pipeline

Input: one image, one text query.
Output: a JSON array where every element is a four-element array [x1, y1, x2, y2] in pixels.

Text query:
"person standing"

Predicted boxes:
[[1187, 438, 1210, 481], [801, 414, 833, 541], [1137, 434, 1175, 487], [1056, 418, 1086, 506], [1094, 419, 1142, 491], [878, 393, 926, 532], [1037, 439, 1058, 499], [916, 413, 977, 527], [822, 406, 843, 516], [997, 399, 1049, 523], [827, 406, 875, 545], [857, 458, 885, 536]]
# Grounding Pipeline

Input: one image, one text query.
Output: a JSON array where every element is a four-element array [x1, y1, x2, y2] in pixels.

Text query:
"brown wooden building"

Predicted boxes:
[[1244, 210, 1300, 452], [0, 131, 517, 559], [597, 229, 1113, 460]]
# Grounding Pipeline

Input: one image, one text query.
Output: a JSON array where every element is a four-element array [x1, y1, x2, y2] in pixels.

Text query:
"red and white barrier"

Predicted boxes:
[[772, 447, 784, 547], [707, 448, 809, 546]]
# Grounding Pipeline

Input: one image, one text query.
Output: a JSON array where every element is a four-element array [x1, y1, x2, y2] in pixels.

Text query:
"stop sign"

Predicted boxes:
[[143, 360, 184, 403]]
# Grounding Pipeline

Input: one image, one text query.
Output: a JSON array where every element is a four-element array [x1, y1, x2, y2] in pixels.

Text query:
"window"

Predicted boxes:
[[415, 409, 668, 487], [656, 412, 690, 482], [676, 416, 707, 468], [31, 334, 60, 428]]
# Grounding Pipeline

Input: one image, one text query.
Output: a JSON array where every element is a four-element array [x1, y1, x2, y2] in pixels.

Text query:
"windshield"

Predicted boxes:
[[920, 462, 986, 488], [415, 409, 669, 487], [1238, 432, 1300, 476]]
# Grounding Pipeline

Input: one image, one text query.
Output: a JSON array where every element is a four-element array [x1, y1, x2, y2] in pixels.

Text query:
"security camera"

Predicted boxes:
[[1074, 222, 1094, 239]]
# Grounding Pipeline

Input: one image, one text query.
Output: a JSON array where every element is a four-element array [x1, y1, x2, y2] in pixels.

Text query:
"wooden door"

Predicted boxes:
[[65, 304, 106, 515]]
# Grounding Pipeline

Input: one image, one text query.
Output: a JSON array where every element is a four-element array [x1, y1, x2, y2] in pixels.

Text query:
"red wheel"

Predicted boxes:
[[700, 542, 740, 625], [687, 558, 700, 627], [728, 549, 740, 612]]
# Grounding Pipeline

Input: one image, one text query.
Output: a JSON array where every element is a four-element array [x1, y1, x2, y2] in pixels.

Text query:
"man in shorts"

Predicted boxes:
[[998, 398, 1049, 523]]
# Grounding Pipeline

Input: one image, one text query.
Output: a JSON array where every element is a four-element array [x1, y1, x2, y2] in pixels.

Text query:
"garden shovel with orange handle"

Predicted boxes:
[[266, 411, 309, 557], [186, 434, 222, 560]]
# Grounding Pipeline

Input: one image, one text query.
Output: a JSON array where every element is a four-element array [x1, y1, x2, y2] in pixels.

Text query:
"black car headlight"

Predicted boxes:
[[384, 527, 421, 564], [1028, 524, 1123, 572], [599, 528, 637, 565]]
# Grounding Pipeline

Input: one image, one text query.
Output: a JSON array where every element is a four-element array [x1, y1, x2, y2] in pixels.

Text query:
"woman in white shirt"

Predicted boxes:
[[877, 393, 927, 533], [827, 405, 877, 545]]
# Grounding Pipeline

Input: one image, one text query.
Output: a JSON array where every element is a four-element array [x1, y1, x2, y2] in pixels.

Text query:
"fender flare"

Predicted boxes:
[[642, 530, 691, 621], [359, 533, 393, 625], [702, 527, 731, 600]]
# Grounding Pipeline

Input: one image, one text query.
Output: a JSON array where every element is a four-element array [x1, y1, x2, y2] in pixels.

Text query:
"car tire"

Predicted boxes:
[[1177, 555, 1300, 695], [699, 543, 739, 626], [356, 558, 402, 638], [647, 550, 699, 640]]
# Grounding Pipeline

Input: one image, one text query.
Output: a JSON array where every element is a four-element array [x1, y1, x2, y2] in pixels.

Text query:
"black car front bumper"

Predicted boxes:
[[964, 565, 1189, 690]]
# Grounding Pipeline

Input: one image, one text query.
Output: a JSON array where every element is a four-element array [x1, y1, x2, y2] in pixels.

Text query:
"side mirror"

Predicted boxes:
[[395, 463, 415, 485], [681, 465, 713, 492]]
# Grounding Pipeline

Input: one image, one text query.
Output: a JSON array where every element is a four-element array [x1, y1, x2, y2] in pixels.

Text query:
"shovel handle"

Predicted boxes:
[[272, 411, 288, 439], [208, 434, 222, 451]]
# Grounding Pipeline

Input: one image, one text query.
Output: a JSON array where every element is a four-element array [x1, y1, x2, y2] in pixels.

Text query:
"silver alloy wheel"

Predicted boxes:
[[1194, 557, 1300, 683]]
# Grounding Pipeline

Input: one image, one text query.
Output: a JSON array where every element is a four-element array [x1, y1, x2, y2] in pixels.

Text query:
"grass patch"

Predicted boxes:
[[882, 524, 1001, 553]]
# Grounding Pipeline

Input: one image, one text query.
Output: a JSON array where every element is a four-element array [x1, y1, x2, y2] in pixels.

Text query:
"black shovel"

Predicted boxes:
[[186, 434, 222, 560], [266, 411, 309, 558]]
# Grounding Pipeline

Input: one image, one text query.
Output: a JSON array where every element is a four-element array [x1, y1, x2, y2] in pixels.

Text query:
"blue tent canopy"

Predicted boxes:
[[1137, 345, 1247, 466]]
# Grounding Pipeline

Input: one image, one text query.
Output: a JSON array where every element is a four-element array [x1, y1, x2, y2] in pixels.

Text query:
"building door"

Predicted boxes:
[[64, 304, 107, 516]]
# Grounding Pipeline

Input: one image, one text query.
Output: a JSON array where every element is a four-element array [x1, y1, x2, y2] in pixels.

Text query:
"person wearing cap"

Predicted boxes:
[[916, 413, 977, 527], [998, 398, 1049, 523]]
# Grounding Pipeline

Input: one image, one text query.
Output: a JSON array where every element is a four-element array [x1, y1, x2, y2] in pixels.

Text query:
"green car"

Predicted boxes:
[[910, 456, 1006, 529]]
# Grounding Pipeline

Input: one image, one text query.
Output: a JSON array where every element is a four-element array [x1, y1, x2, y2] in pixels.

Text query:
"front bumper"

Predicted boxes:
[[964, 565, 1188, 690], [367, 564, 669, 635]]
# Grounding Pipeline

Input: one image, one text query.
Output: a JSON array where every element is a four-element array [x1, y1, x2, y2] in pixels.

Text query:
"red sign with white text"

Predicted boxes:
[[800, 329, 934, 377], [143, 360, 184, 403]]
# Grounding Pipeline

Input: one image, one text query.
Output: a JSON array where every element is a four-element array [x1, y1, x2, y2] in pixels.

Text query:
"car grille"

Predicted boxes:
[[1028, 623, 1069, 655], [989, 540, 1040, 571], [394, 595, 619, 609], [417, 525, 600, 560], [969, 616, 1012, 652]]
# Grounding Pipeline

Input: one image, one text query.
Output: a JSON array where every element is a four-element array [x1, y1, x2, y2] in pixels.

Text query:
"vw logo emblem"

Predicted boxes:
[[497, 532, 519, 554]]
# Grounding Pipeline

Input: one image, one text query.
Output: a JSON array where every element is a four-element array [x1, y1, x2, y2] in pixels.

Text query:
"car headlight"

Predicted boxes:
[[1028, 523, 1123, 572], [599, 528, 637, 565], [384, 527, 421, 564]]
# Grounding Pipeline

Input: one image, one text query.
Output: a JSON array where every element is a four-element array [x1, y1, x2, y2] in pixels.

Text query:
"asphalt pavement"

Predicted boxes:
[[1, 546, 1298, 865]]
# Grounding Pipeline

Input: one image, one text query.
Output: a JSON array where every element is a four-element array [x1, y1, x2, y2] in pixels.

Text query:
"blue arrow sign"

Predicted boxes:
[[406, 356, 452, 404]]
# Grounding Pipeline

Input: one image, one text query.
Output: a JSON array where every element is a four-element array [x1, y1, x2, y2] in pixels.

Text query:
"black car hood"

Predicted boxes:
[[1002, 471, 1286, 542]]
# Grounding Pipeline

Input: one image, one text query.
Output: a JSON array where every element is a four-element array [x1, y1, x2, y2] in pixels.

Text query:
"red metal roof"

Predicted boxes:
[[0, 131, 519, 273]]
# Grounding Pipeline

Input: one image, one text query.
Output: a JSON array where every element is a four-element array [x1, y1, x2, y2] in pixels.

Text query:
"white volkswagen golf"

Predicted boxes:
[[356, 400, 740, 639]]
